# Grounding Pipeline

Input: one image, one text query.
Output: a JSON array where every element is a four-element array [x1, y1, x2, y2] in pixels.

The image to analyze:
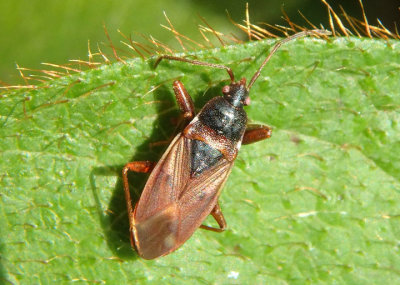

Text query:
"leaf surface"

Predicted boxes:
[[1, 38, 400, 284]]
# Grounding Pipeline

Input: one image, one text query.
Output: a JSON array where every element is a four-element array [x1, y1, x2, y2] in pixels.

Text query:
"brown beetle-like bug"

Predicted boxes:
[[122, 30, 330, 259]]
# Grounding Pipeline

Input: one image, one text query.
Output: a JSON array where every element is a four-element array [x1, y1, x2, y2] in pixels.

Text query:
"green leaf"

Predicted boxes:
[[1, 37, 400, 284]]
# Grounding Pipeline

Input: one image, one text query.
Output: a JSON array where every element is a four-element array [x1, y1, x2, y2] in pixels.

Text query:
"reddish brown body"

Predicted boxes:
[[122, 30, 329, 259], [132, 134, 233, 259]]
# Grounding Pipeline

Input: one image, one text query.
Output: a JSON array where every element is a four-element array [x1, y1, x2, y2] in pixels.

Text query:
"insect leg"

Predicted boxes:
[[173, 80, 195, 120], [122, 161, 156, 246], [200, 202, 227, 232], [154, 55, 235, 82], [149, 81, 195, 149], [242, 124, 272, 145]]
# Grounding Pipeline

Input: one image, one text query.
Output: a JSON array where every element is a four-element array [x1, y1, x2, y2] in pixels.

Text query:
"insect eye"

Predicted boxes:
[[222, 85, 230, 94], [244, 96, 251, 106]]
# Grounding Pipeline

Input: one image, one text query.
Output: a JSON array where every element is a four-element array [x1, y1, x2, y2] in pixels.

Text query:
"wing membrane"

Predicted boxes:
[[177, 159, 233, 241], [133, 133, 234, 259], [135, 134, 190, 221]]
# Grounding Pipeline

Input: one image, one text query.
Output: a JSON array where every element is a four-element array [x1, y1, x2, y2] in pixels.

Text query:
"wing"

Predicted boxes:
[[132, 133, 233, 259]]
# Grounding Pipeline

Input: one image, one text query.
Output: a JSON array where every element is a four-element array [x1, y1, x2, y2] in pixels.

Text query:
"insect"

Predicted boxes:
[[122, 30, 329, 259]]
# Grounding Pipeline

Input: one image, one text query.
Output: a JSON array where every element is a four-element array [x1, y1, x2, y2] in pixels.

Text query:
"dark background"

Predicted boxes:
[[0, 0, 398, 84]]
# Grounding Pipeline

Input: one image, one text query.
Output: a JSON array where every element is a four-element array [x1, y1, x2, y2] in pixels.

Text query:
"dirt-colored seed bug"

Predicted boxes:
[[122, 29, 330, 259]]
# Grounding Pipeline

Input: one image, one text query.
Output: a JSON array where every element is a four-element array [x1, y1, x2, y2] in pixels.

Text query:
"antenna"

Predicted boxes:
[[247, 29, 331, 90]]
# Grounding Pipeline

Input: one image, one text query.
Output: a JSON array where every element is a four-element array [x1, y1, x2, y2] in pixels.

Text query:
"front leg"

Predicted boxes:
[[150, 80, 195, 148], [173, 80, 195, 120], [242, 124, 272, 145]]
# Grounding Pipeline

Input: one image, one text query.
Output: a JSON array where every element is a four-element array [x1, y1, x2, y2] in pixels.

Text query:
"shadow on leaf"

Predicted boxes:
[[90, 83, 183, 259], [89, 64, 225, 260]]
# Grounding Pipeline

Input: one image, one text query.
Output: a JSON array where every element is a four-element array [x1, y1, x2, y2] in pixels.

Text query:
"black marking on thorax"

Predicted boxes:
[[189, 97, 247, 177], [190, 140, 223, 177], [198, 97, 247, 143]]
